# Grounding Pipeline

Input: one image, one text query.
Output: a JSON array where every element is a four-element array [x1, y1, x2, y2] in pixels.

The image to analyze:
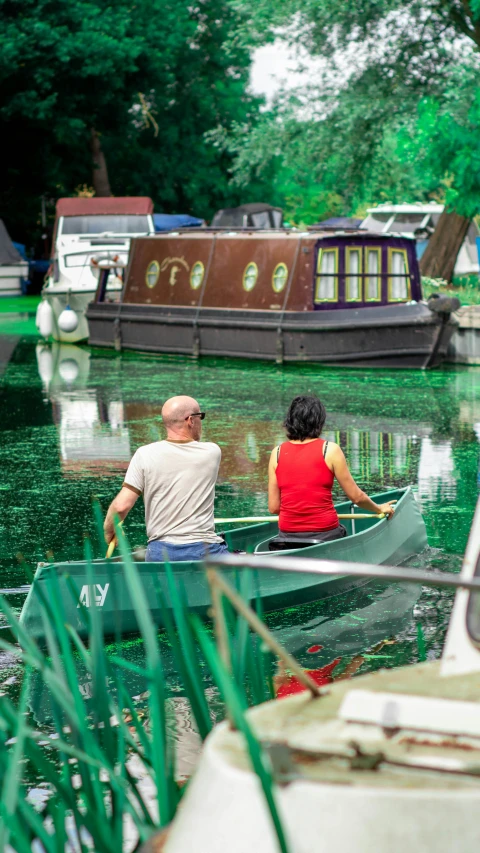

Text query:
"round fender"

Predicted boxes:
[[58, 306, 79, 333], [427, 294, 461, 314]]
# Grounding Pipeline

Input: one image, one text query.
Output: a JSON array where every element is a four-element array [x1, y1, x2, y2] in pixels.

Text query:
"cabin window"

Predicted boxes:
[[315, 248, 338, 302], [145, 260, 160, 289], [365, 248, 381, 301], [243, 262, 258, 292], [346, 247, 362, 301], [388, 248, 410, 301], [272, 262, 288, 293], [190, 261, 205, 290]]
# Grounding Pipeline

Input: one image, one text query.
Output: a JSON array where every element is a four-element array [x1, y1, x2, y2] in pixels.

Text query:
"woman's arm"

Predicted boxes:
[[268, 447, 281, 514], [328, 444, 396, 518]]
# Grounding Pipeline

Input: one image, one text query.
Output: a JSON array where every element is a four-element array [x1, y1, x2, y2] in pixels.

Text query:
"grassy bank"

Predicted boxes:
[[422, 274, 480, 306]]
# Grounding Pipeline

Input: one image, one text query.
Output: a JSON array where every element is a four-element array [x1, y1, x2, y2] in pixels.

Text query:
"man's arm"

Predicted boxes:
[[103, 485, 141, 544]]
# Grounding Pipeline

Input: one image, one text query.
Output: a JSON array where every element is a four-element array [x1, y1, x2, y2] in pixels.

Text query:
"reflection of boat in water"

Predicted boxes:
[[165, 500, 480, 853], [20, 488, 426, 641], [36, 343, 131, 476]]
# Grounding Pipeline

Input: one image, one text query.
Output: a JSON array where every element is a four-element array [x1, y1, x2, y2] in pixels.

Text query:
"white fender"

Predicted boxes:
[[58, 306, 79, 333], [36, 344, 53, 388], [35, 300, 53, 338], [58, 358, 79, 383]]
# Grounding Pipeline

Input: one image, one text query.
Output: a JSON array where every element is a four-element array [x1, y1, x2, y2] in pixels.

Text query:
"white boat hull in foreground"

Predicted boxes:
[[165, 499, 480, 853], [166, 661, 480, 853]]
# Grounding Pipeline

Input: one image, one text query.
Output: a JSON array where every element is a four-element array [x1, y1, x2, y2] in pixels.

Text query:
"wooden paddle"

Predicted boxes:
[[214, 512, 391, 524], [105, 521, 124, 558]]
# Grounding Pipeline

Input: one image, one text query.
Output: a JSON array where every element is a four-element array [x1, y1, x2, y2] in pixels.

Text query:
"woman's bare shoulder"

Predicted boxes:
[[325, 440, 344, 457]]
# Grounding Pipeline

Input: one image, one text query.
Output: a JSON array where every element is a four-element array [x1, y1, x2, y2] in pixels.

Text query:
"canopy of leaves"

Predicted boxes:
[[222, 0, 480, 223], [0, 0, 263, 245]]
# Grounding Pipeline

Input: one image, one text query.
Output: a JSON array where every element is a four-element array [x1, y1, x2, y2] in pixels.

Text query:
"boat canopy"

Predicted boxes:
[[153, 214, 204, 232], [0, 220, 24, 265], [211, 204, 283, 229], [56, 197, 154, 217]]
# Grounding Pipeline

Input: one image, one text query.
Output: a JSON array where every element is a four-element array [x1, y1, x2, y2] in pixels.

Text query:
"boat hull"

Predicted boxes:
[[0, 263, 29, 296], [165, 663, 480, 853], [42, 284, 122, 343], [19, 488, 427, 641], [86, 302, 456, 368], [447, 306, 480, 365]]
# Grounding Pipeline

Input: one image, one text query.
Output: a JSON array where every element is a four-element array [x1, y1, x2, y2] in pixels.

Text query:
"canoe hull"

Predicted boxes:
[[19, 488, 427, 641]]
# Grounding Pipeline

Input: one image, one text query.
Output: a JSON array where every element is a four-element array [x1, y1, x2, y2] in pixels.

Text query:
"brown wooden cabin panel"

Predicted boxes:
[[285, 243, 315, 311], [202, 236, 309, 310], [123, 233, 316, 311], [123, 236, 213, 306]]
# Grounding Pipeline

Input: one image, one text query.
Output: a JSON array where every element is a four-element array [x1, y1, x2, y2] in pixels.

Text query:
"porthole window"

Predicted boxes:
[[272, 262, 288, 293], [243, 262, 258, 292], [190, 261, 205, 290], [145, 260, 160, 289]]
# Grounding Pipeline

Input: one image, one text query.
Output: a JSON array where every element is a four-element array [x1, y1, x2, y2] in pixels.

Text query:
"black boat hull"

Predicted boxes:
[[87, 301, 457, 369]]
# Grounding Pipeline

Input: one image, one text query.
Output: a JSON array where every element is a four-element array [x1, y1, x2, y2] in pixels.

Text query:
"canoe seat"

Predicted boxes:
[[268, 537, 323, 552]]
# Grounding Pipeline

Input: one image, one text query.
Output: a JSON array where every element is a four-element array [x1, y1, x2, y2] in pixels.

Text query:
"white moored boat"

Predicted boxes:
[[36, 197, 154, 343], [0, 220, 29, 296], [165, 502, 480, 853]]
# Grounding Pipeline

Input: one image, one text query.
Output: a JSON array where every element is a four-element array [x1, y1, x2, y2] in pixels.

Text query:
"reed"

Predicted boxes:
[[0, 518, 290, 852]]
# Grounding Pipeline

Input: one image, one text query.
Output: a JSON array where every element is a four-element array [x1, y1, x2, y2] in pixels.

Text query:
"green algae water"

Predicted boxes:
[[0, 336, 479, 675]]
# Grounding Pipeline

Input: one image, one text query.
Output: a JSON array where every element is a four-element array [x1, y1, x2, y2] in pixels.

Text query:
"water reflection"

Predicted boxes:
[[37, 343, 131, 476]]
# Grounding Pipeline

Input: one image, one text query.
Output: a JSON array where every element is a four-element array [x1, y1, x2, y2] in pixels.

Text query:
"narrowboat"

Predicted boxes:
[[36, 196, 154, 344], [19, 487, 426, 642], [86, 228, 459, 367], [163, 497, 480, 853]]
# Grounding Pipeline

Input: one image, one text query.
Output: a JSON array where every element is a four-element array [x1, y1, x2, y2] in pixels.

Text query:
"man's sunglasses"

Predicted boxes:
[[185, 412, 206, 420]]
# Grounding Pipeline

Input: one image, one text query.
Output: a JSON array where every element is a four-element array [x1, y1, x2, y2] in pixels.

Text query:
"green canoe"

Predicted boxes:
[[19, 487, 427, 641]]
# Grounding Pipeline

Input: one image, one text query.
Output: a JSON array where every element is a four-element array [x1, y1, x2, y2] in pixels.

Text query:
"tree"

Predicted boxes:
[[226, 0, 480, 273], [0, 0, 262, 244]]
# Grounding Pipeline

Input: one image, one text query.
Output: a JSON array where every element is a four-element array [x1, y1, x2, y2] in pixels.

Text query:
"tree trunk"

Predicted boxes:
[[90, 128, 112, 197], [419, 208, 470, 282]]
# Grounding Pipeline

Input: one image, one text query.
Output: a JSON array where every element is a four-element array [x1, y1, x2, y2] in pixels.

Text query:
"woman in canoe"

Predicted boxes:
[[268, 394, 396, 546]]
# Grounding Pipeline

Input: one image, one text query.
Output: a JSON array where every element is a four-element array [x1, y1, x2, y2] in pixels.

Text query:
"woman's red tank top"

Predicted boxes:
[[276, 439, 338, 532]]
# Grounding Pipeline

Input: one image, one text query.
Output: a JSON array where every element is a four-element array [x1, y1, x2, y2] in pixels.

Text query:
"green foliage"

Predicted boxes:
[[422, 275, 480, 305], [0, 0, 263, 243], [223, 0, 480, 222]]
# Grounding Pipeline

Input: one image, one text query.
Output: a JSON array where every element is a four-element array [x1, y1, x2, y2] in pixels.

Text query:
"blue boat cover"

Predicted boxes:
[[315, 217, 362, 229], [153, 214, 203, 232]]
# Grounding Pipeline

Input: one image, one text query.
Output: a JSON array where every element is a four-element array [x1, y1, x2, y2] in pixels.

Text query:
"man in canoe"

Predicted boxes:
[[268, 394, 396, 546], [103, 395, 229, 561]]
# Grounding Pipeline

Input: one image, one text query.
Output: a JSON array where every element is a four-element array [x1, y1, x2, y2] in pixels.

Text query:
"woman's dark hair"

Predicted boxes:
[[284, 395, 326, 441]]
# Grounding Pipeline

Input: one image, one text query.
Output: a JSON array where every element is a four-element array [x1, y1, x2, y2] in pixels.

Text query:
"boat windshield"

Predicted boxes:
[[60, 215, 150, 236], [466, 550, 480, 644]]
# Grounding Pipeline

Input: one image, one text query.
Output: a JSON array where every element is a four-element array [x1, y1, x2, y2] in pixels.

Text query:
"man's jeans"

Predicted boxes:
[[145, 540, 229, 562]]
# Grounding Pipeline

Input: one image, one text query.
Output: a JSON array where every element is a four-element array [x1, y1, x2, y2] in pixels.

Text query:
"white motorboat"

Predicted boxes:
[[165, 501, 480, 853], [36, 197, 154, 342], [361, 202, 480, 277]]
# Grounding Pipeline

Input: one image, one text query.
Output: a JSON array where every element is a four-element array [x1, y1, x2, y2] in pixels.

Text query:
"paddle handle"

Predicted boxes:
[[106, 537, 116, 559], [215, 512, 387, 524]]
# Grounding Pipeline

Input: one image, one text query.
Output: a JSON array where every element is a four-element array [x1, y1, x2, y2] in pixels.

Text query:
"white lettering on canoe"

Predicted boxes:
[[77, 583, 110, 608]]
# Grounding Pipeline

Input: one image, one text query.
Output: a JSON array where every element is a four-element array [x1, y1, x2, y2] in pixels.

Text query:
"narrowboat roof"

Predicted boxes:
[[144, 228, 416, 241]]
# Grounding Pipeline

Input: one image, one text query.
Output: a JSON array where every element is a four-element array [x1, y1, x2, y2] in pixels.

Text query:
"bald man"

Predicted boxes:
[[103, 395, 228, 561]]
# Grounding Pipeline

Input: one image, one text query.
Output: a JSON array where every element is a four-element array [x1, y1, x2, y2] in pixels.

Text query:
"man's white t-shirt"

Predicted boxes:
[[124, 439, 223, 544]]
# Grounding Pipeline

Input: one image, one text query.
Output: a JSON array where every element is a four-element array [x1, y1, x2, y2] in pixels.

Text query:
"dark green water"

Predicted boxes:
[[1, 336, 480, 686]]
